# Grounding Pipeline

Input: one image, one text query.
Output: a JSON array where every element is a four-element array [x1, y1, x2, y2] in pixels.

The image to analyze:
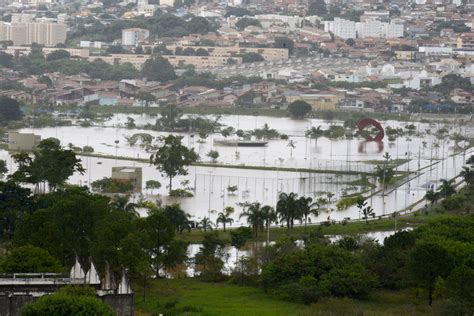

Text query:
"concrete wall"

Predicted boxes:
[[0, 293, 134, 316]]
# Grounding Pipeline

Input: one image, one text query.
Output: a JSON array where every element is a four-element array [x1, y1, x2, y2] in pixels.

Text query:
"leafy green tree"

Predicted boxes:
[[445, 265, 474, 312], [157, 103, 182, 130], [46, 49, 71, 61], [91, 177, 134, 193], [235, 17, 261, 30], [145, 180, 161, 194], [225, 6, 252, 17], [0, 96, 23, 122], [288, 100, 312, 118], [230, 226, 252, 253], [105, 45, 128, 54], [140, 207, 187, 277], [136, 91, 156, 107], [0, 160, 6, 178], [345, 38, 355, 47], [0, 245, 62, 273], [216, 206, 234, 231], [150, 135, 199, 193], [163, 203, 191, 234], [194, 231, 227, 281], [141, 57, 177, 82], [125, 117, 136, 129], [10, 138, 85, 193], [0, 181, 31, 239], [207, 150, 219, 163], [308, 0, 327, 16], [14, 187, 112, 266], [241, 52, 265, 63], [21, 286, 114, 316], [410, 240, 456, 305], [261, 243, 376, 303], [195, 48, 209, 56], [185, 16, 214, 34], [274, 36, 294, 55]]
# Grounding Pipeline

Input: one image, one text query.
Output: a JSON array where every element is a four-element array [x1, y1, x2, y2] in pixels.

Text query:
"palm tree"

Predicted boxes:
[[239, 202, 264, 238], [425, 190, 439, 211], [276, 192, 300, 229], [439, 179, 455, 197], [298, 196, 317, 233], [199, 217, 213, 232], [110, 195, 139, 217], [460, 166, 474, 186], [260, 205, 277, 244], [216, 206, 234, 232], [305, 126, 324, 149], [287, 140, 296, 158]]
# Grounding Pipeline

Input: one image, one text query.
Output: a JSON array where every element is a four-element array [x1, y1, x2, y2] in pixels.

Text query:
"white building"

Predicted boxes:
[[324, 18, 356, 40], [121, 28, 150, 46], [160, 0, 175, 6], [0, 17, 67, 46], [325, 18, 403, 39]]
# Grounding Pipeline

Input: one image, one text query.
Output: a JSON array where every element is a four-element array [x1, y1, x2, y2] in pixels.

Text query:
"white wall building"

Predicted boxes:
[[324, 18, 356, 39], [121, 28, 150, 46], [325, 18, 403, 39], [0, 14, 67, 46]]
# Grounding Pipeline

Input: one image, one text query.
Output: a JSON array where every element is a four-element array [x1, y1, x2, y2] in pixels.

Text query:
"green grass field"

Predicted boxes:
[[134, 278, 434, 316], [175, 211, 443, 244]]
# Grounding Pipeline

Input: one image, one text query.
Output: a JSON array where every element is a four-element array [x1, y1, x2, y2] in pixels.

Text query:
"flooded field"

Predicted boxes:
[[4, 113, 472, 224]]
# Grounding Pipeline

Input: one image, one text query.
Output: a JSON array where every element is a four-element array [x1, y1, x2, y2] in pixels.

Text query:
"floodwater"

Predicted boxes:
[[182, 229, 411, 277], [3, 114, 472, 224]]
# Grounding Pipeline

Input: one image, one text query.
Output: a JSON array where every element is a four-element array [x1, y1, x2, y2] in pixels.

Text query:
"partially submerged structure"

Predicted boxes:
[[0, 258, 133, 315]]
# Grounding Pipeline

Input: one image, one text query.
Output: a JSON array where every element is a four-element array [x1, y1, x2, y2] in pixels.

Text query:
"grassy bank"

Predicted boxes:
[[134, 278, 433, 316], [176, 212, 441, 244]]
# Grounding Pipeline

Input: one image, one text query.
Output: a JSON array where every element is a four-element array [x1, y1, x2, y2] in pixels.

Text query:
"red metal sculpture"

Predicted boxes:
[[357, 118, 385, 142]]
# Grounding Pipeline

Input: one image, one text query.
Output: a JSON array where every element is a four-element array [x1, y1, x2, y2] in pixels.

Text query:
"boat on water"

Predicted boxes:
[[213, 139, 268, 147]]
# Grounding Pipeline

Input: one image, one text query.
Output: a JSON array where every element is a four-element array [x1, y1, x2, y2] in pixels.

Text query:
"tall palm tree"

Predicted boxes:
[[460, 166, 474, 186], [425, 190, 439, 211], [305, 126, 324, 149], [276, 192, 300, 229], [239, 202, 264, 237], [199, 217, 213, 232], [216, 206, 234, 232], [110, 195, 139, 217], [260, 205, 277, 244], [298, 196, 318, 233], [439, 179, 455, 197], [287, 140, 296, 158]]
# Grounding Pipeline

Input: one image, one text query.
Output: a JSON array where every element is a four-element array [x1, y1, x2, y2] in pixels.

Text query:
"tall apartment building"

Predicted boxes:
[[0, 14, 66, 46], [121, 28, 150, 46], [324, 18, 356, 40], [457, 33, 474, 49], [325, 18, 403, 39]]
